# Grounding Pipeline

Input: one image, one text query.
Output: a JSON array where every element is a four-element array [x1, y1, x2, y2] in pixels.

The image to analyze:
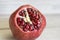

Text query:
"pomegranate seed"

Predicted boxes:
[[20, 21, 25, 26], [29, 24, 34, 31], [25, 24, 30, 29], [34, 26, 37, 29], [27, 8, 33, 15], [32, 13, 36, 17], [38, 21, 41, 27], [17, 17, 21, 22], [32, 20, 37, 26], [17, 21, 21, 26], [34, 26, 39, 30], [17, 17, 21, 26], [35, 15, 39, 19], [32, 10, 37, 17], [23, 27, 28, 32], [17, 17, 25, 26], [29, 16, 33, 21], [19, 10, 26, 16], [27, 8, 33, 12], [37, 24, 40, 28]]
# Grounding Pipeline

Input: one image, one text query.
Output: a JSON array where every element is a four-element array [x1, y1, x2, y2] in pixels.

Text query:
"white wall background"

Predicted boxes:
[[0, 0, 60, 16]]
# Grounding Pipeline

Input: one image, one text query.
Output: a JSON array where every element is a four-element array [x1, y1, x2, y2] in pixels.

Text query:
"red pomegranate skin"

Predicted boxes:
[[9, 5, 46, 40]]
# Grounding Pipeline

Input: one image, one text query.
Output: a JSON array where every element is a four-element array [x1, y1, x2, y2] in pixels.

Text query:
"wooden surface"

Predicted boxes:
[[0, 18, 9, 28], [0, 29, 15, 40], [0, 15, 60, 40]]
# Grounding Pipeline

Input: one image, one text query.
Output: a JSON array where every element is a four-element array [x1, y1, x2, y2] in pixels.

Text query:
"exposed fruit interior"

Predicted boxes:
[[16, 8, 42, 32]]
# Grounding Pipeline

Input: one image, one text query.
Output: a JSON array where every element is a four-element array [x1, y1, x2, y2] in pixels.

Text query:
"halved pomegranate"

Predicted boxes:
[[9, 5, 46, 40]]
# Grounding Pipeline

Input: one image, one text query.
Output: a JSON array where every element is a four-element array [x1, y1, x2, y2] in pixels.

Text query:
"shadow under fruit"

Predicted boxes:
[[9, 5, 46, 40]]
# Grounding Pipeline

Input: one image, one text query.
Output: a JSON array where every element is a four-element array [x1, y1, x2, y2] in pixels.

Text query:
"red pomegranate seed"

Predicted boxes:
[[19, 10, 26, 16], [27, 8, 33, 12], [23, 23, 29, 31], [34, 26, 37, 29], [27, 8, 33, 15], [17, 17, 21, 22], [29, 24, 34, 31], [25, 24, 30, 29], [32, 20, 37, 26], [37, 24, 40, 28], [17, 17, 21, 25], [23, 27, 28, 31], [17, 17, 25, 26], [34, 26, 39, 30], [32, 10, 37, 16], [32, 13, 36, 17], [17, 21, 21, 26], [35, 15, 39, 19], [20, 21, 25, 26], [23, 22, 34, 31]]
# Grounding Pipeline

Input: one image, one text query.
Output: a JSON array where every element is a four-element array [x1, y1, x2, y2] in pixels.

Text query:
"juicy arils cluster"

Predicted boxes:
[[16, 8, 42, 32]]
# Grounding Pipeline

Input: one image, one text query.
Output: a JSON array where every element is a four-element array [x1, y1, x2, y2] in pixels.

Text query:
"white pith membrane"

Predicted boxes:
[[19, 8, 32, 24], [16, 7, 42, 32]]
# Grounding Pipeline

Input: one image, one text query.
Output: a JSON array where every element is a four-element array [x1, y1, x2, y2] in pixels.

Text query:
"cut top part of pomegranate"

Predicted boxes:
[[15, 5, 43, 32]]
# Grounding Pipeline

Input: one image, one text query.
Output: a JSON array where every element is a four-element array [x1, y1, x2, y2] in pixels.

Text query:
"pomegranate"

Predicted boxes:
[[9, 5, 46, 40]]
